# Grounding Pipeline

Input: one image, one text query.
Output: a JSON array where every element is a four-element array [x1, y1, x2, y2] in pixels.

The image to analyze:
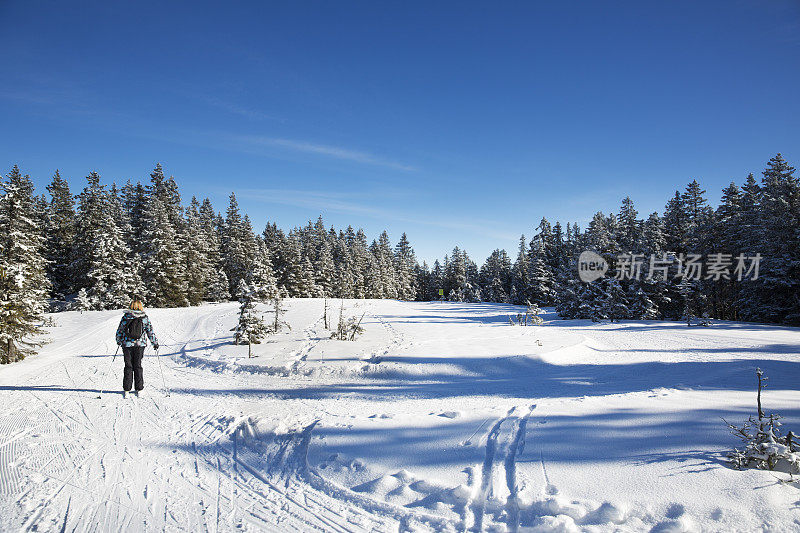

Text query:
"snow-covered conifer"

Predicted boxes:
[[74, 173, 142, 310], [234, 280, 268, 355], [44, 170, 76, 299], [222, 193, 256, 295], [0, 166, 49, 362]]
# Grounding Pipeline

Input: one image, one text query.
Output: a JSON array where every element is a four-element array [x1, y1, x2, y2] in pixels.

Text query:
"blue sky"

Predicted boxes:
[[1, 1, 798, 263]]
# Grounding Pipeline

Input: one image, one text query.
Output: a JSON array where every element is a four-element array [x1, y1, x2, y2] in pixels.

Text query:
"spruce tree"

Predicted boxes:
[[618, 196, 641, 252], [184, 197, 207, 306], [74, 173, 142, 309], [431, 260, 444, 300], [682, 179, 714, 255], [248, 239, 280, 302], [234, 280, 268, 356], [297, 256, 318, 298], [350, 228, 370, 299], [755, 154, 800, 323], [528, 246, 555, 306], [445, 247, 468, 301], [45, 170, 77, 299], [414, 262, 432, 301], [0, 166, 49, 362], [479, 249, 511, 303], [376, 231, 398, 299], [314, 239, 336, 297], [140, 192, 188, 307], [663, 191, 688, 254], [511, 235, 530, 304], [199, 198, 230, 301], [222, 193, 256, 294], [394, 233, 417, 300]]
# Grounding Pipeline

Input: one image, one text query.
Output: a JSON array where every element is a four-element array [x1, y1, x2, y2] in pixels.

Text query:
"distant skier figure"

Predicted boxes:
[[115, 300, 159, 397]]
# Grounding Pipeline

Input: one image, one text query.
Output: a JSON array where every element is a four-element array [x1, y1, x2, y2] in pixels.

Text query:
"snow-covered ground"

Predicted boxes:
[[1, 299, 799, 532]]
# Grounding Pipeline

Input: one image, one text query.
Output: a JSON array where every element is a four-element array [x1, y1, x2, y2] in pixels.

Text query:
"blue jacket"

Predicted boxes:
[[116, 310, 159, 348]]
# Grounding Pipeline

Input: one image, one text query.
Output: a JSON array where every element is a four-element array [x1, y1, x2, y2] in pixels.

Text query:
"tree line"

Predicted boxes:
[[1, 154, 798, 363]]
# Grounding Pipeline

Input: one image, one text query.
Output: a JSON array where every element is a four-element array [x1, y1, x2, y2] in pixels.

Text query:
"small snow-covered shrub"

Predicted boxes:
[[266, 295, 291, 334], [331, 302, 365, 341], [526, 301, 545, 325], [727, 415, 799, 474], [508, 301, 545, 326], [726, 369, 799, 475]]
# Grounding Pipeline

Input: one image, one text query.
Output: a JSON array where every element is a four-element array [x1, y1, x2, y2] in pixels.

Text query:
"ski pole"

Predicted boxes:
[[156, 347, 170, 397], [97, 346, 120, 399]]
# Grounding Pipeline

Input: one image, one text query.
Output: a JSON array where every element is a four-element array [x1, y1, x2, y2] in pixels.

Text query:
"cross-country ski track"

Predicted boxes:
[[1, 299, 799, 532]]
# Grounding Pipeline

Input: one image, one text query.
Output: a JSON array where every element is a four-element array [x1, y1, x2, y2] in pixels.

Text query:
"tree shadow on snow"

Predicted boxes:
[[169, 356, 800, 403]]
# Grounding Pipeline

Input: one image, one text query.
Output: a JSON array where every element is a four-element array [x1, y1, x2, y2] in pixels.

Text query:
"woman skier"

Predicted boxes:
[[115, 300, 159, 397]]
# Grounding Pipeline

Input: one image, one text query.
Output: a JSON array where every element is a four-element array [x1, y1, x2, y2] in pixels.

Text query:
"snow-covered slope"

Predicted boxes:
[[1, 299, 798, 532]]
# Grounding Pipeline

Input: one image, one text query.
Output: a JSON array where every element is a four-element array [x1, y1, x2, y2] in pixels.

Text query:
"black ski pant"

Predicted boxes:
[[122, 345, 145, 392]]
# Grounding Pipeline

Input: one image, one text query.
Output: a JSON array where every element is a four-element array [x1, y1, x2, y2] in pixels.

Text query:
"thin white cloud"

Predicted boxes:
[[237, 187, 517, 241], [234, 135, 417, 172], [197, 95, 278, 122]]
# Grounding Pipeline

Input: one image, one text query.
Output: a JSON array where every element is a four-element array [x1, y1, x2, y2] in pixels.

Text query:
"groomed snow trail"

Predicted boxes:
[[0, 303, 401, 532], [2, 299, 800, 532]]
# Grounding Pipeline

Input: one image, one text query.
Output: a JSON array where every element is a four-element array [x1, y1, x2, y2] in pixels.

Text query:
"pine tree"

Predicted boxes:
[[511, 235, 530, 304], [715, 182, 743, 319], [414, 262, 431, 301], [618, 196, 641, 252], [140, 192, 188, 307], [682, 179, 714, 255], [641, 212, 671, 318], [602, 278, 629, 322], [754, 154, 800, 324], [74, 173, 142, 310], [394, 233, 417, 300], [628, 286, 659, 320], [248, 239, 280, 301], [527, 240, 555, 306], [296, 256, 317, 298], [313, 239, 336, 297], [364, 252, 383, 298], [44, 170, 76, 299], [0, 166, 49, 362], [736, 173, 764, 321], [464, 252, 481, 302], [375, 231, 398, 299], [663, 191, 688, 254], [234, 280, 268, 356], [643, 212, 666, 254], [332, 237, 355, 299], [221, 193, 256, 295], [479, 249, 512, 303], [184, 197, 207, 306], [199, 198, 230, 302], [121, 180, 147, 247], [431, 260, 444, 300], [445, 247, 469, 301], [350, 228, 370, 299]]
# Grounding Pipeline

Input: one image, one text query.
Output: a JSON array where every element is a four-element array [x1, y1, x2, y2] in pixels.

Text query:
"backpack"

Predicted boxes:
[[125, 316, 144, 340]]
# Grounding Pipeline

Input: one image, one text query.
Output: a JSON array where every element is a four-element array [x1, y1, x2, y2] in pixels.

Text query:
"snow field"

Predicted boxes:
[[1, 299, 799, 532]]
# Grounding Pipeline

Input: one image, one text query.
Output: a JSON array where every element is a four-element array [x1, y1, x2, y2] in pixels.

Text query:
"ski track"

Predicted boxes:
[[0, 304, 402, 532], [3, 300, 800, 532], [468, 404, 535, 532], [365, 308, 407, 364]]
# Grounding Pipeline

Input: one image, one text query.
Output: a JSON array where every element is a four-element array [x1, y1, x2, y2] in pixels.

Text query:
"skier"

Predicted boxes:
[[115, 300, 159, 398]]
